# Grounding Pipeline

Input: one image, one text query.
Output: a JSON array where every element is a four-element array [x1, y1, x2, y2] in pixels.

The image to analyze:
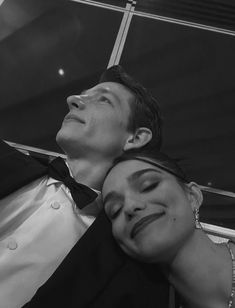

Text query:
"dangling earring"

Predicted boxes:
[[194, 208, 201, 229]]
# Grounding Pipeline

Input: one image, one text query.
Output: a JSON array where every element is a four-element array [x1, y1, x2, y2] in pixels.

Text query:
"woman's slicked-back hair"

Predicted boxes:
[[108, 149, 189, 184], [99, 65, 163, 151]]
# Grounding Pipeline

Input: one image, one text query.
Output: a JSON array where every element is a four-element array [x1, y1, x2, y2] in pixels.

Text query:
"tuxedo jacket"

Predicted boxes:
[[0, 140, 169, 308]]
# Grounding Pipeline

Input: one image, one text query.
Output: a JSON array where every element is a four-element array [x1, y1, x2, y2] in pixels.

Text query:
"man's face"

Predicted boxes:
[[56, 82, 134, 159]]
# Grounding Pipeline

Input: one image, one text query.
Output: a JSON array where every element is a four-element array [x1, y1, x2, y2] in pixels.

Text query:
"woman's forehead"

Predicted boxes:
[[104, 156, 187, 187], [103, 159, 164, 189], [109, 159, 156, 175]]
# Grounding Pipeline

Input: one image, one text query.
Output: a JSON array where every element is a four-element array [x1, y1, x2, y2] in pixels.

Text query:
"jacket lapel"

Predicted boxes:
[[31, 210, 125, 307], [0, 140, 47, 199]]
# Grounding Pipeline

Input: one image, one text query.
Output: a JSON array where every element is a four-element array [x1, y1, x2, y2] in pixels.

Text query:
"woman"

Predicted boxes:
[[102, 151, 235, 308]]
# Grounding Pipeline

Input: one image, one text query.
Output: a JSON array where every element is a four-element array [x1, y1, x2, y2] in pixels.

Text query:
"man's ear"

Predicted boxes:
[[186, 182, 203, 211], [123, 127, 152, 151]]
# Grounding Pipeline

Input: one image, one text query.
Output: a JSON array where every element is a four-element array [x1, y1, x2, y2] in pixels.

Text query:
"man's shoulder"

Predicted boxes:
[[0, 140, 48, 198]]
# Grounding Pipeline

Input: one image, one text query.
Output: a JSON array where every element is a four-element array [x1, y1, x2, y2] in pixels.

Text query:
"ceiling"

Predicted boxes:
[[0, 0, 235, 228]]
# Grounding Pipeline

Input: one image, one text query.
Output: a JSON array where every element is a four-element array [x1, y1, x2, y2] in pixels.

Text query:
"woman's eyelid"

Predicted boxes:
[[137, 174, 161, 192], [141, 181, 159, 192], [106, 202, 122, 219]]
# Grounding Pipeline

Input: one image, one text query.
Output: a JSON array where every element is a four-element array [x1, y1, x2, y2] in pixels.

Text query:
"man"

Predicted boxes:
[[0, 65, 169, 308]]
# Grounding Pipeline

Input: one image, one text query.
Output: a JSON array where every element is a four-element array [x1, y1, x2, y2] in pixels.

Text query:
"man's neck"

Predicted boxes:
[[66, 156, 112, 191]]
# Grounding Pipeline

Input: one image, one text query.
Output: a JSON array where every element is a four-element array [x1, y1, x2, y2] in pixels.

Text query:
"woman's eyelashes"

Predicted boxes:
[[106, 203, 122, 220], [140, 180, 160, 193]]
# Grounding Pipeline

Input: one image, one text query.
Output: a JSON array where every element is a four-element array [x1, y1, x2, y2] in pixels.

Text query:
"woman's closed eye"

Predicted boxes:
[[105, 203, 122, 220], [141, 181, 159, 193]]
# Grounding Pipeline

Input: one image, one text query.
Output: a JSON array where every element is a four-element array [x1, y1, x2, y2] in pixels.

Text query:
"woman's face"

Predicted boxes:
[[102, 159, 200, 263]]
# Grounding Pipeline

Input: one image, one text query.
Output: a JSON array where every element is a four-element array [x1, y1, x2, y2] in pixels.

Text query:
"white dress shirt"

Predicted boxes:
[[0, 175, 101, 308]]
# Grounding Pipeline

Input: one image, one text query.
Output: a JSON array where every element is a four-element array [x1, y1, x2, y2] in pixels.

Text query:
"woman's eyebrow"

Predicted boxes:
[[127, 168, 162, 183]]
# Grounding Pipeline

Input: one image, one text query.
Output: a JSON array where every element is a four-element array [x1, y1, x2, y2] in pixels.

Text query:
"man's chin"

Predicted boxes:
[[55, 129, 62, 144], [56, 130, 78, 156], [55, 129, 66, 151]]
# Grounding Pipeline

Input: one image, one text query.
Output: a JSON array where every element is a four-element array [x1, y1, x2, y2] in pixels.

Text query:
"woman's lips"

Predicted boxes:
[[131, 212, 165, 239]]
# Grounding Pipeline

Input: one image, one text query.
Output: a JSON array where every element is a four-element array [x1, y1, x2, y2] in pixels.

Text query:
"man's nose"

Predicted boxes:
[[67, 95, 86, 110]]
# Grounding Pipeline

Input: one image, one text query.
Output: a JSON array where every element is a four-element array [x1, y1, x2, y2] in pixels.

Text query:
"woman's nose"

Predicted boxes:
[[124, 197, 146, 220], [67, 95, 86, 110]]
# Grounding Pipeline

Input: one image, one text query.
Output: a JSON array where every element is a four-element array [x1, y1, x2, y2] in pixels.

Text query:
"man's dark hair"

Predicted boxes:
[[99, 65, 162, 151]]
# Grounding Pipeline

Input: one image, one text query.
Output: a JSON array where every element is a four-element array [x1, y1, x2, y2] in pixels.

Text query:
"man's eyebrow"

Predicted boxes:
[[81, 88, 112, 95], [97, 87, 122, 103], [103, 191, 123, 206], [128, 168, 162, 183], [100, 88, 121, 102]]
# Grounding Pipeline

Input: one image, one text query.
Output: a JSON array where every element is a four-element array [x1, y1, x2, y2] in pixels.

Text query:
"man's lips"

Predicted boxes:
[[64, 114, 85, 124], [130, 212, 165, 239]]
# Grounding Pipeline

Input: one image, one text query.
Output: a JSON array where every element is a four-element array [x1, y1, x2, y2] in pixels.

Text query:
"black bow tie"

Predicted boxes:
[[48, 157, 98, 209]]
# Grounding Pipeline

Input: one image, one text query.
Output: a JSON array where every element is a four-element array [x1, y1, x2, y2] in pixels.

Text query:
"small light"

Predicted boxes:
[[207, 181, 212, 186], [58, 68, 65, 76]]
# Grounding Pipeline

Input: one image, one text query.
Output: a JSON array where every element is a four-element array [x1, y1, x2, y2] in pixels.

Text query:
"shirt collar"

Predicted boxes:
[[47, 161, 101, 195]]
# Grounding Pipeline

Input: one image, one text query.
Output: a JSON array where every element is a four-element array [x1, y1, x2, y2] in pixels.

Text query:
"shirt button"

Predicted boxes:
[[51, 201, 61, 210], [7, 239, 18, 250]]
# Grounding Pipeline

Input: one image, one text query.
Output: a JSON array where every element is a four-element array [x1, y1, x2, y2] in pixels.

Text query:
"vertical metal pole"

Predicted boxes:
[[107, 0, 136, 67]]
